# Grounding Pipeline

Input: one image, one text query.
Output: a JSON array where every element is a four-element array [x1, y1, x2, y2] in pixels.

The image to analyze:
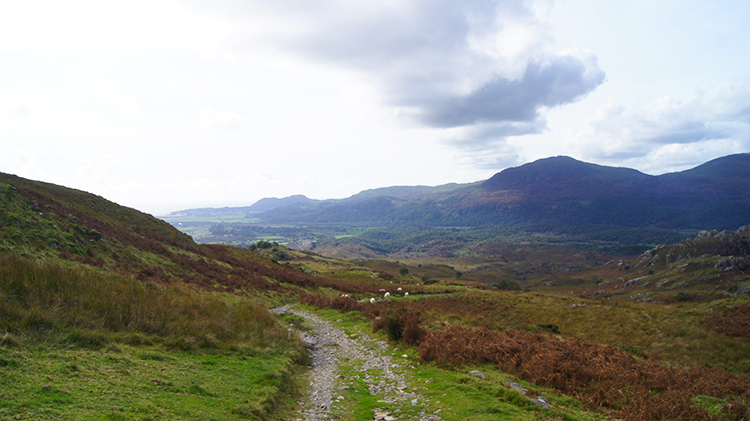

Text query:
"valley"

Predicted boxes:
[[2, 154, 750, 420]]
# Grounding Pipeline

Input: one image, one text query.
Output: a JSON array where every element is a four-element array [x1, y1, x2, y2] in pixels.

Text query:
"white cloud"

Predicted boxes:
[[565, 82, 750, 172], [199, 108, 243, 130], [0, 0, 229, 56], [205, 0, 604, 138]]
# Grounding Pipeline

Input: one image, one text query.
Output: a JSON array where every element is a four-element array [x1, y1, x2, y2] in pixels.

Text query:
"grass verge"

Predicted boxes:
[[0, 343, 300, 420], [0, 253, 307, 420]]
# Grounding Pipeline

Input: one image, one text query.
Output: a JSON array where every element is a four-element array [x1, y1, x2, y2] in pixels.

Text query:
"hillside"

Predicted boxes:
[[251, 154, 750, 230], [3, 172, 750, 420], [575, 225, 750, 302], [0, 172, 321, 420]]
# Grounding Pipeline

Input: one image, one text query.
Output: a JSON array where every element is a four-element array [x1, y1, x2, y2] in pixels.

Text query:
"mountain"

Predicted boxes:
[[348, 183, 477, 201], [253, 154, 750, 230], [247, 194, 316, 212], [164, 195, 317, 217]]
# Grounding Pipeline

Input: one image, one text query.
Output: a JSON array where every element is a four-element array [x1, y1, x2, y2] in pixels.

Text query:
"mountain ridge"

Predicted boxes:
[[247, 153, 750, 230]]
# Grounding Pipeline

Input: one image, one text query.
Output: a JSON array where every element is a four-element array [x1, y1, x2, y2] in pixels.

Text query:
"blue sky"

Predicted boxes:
[[1, 0, 749, 214]]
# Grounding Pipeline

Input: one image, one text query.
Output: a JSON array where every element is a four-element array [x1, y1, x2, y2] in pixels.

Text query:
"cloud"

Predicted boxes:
[[415, 55, 604, 128], [199, 108, 243, 130], [2, 104, 33, 117], [213, 0, 604, 139], [566, 81, 750, 172], [446, 119, 547, 150], [0, 0, 228, 55]]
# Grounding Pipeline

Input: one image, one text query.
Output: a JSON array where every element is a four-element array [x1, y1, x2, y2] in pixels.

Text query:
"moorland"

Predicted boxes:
[[2, 154, 749, 420]]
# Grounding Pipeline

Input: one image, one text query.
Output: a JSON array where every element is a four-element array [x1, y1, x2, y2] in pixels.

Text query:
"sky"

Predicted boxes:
[[1, 0, 749, 215]]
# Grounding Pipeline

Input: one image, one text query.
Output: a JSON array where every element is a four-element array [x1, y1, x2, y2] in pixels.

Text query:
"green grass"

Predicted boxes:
[[409, 365, 602, 421], [0, 344, 299, 420], [0, 253, 294, 350], [0, 253, 307, 420]]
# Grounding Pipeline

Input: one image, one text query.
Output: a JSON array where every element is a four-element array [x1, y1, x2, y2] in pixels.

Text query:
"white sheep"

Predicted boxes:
[[370, 298, 376, 304], [397, 287, 402, 291], [384, 292, 390, 299], [404, 292, 409, 297]]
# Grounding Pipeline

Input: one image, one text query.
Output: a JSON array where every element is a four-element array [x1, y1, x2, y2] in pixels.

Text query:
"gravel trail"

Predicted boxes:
[[271, 305, 442, 421]]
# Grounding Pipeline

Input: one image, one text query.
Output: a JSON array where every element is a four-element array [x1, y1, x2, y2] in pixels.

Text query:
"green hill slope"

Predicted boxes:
[[0, 173, 322, 420]]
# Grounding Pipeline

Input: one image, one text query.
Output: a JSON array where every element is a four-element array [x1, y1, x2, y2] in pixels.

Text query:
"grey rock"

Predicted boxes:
[[532, 396, 551, 410], [506, 381, 527, 395], [716, 256, 750, 272], [696, 230, 717, 239], [469, 370, 486, 380]]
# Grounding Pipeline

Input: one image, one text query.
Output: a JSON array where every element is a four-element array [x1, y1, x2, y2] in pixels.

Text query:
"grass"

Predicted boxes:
[[0, 254, 295, 350], [0, 253, 307, 420], [385, 289, 750, 375], [298, 287, 750, 420], [291, 305, 611, 421], [409, 365, 602, 421], [0, 344, 299, 420]]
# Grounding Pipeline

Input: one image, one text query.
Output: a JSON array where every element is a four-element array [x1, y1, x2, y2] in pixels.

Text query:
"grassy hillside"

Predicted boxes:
[[0, 253, 305, 420], [0, 174, 320, 420], [3, 172, 750, 420]]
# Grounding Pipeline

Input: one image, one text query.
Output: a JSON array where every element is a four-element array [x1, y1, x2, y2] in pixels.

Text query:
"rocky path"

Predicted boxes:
[[271, 305, 442, 421]]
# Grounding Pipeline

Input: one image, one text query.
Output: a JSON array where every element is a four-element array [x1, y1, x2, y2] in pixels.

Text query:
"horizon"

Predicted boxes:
[[151, 152, 750, 215], [2, 1, 749, 215]]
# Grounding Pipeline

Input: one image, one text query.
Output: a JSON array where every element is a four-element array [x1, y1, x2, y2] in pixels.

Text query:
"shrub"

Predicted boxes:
[[373, 310, 424, 345], [708, 304, 750, 339], [537, 323, 560, 334], [490, 279, 521, 291], [417, 324, 750, 420], [674, 292, 699, 302]]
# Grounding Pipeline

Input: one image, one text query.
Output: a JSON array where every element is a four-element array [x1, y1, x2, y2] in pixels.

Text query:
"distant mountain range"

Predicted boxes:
[[169, 154, 750, 231], [168, 194, 315, 217]]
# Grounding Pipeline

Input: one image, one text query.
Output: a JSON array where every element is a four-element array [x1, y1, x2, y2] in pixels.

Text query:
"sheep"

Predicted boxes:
[[384, 292, 390, 299], [370, 298, 376, 304], [404, 292, 409, 297], [397, 287, 402, 291]]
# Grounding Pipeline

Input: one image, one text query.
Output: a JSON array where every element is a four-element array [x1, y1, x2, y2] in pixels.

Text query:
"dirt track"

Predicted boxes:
[[272, 305, 442, 421]]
